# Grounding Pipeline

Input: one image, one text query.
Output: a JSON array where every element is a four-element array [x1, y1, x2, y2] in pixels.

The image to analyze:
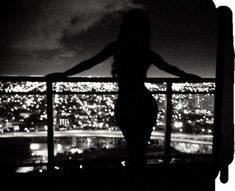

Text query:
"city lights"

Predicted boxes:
[[0, 79, 215, 169], [70, 148, 83, 154], [121, 161, 126, 166], [30, 143, 40, 150], [173, 121, 183, 128]]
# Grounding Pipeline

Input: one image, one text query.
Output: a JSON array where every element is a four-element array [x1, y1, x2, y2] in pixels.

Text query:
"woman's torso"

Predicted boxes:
[[112, 42, 151, 90], [112, 43, 158, 121]]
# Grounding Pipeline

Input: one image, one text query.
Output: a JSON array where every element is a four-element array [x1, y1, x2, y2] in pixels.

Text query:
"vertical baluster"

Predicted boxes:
[[46, 80, 55, 172], [164, 81, 173, 164]]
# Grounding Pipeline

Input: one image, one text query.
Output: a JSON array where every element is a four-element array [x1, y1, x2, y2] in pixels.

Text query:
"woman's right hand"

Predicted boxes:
[[45, 72, 67, 80]]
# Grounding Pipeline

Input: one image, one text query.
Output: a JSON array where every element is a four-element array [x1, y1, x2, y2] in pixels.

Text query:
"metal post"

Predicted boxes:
[[46, 80, 55, 173], [214, 6, 234, 184], [164, 81, 173, 164]]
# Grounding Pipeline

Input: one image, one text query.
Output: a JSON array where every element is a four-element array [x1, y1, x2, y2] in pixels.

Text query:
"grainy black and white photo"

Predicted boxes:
[[0, 0, 233, 190]]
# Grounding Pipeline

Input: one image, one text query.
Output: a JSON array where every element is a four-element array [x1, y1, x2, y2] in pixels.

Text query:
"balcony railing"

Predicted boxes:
[[0, 76, 216, 173]]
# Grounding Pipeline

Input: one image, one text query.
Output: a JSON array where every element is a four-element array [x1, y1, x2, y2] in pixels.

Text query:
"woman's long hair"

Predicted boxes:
[[112, 9, 151, 78]]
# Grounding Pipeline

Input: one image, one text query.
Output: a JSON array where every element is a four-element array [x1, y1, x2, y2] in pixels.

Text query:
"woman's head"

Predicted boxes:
[[118, 9, 150, 48]]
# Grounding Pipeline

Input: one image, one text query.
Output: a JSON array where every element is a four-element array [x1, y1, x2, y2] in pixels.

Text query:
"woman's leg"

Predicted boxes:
[[125, 122, 153, 188]]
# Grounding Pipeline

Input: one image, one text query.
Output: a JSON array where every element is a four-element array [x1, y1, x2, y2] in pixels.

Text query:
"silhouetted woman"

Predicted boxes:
[[47, 8, 200, 186]]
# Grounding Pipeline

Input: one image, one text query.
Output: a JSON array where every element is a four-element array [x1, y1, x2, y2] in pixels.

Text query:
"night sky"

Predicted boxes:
[[0, 0, 217, 77]]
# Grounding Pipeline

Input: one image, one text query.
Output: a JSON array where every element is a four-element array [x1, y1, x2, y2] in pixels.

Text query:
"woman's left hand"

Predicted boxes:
[[45, 72, 66, 80], [180, 73, 202, 81]]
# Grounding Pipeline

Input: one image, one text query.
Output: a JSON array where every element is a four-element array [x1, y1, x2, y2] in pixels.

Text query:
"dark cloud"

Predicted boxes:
[[0, 0, 217, 77], [5, 0, 141, 50], [60, 0, 217, 77], [0, 0, 142, 75], [60, 12, 121, 52], [60, 0, 142, 51]]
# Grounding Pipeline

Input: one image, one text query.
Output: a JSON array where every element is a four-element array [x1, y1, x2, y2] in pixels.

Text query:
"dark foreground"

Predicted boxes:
[[0, 162, 218, 191]]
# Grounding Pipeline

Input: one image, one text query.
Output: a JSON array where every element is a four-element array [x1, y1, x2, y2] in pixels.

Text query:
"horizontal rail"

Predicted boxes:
[[0, 91, 216, 95], [0, 76, 215, 83]]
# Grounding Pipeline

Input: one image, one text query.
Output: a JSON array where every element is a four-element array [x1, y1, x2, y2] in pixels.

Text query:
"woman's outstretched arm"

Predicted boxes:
[[64, 42, 115, 76], [150, 50, 201, 79], [46, 42, 115, 78]]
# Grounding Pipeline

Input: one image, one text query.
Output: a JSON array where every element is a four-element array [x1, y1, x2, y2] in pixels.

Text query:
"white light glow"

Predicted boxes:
[[16, 167, 34, 173], [71, 148, 83, 154], [173, 121, 183, 128], [57, 144, 63, 152], [121, 161, 126, 166], [176, 103, 183, 110], [30, 143, 40, 150]]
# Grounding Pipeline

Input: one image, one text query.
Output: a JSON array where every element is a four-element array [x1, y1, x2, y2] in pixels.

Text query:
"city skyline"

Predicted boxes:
[[0, 79, 215, 170]]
